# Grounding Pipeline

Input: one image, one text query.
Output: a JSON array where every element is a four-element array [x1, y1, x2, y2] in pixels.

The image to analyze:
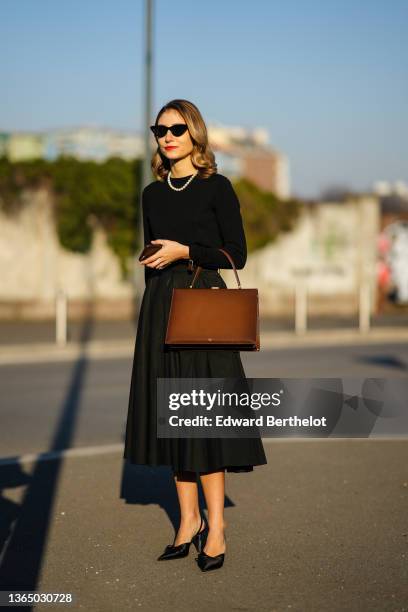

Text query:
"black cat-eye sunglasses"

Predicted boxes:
[[150, 123, 189, 139]]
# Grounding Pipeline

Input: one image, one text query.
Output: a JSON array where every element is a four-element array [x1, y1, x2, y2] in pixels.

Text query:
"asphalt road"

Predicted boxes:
[[0, 343, 407, 610]]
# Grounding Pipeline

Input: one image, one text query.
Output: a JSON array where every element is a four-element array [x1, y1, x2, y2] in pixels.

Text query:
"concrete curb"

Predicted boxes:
[[1, 326, 408, 365]]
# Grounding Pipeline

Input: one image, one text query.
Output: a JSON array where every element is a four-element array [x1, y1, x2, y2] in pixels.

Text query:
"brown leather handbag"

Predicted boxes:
[[165, 248, 260, 351]]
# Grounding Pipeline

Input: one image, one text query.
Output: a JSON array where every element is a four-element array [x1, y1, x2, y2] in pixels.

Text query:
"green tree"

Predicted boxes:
[[50, 156, 141, 277], [234, 178, 301, 251]]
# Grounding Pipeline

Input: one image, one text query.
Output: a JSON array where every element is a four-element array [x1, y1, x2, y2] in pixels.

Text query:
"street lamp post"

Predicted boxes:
[[134, 0, 154, 310]]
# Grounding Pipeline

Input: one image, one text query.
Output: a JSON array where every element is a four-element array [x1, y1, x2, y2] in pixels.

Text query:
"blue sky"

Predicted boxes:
[[1, 0, 407, 197]]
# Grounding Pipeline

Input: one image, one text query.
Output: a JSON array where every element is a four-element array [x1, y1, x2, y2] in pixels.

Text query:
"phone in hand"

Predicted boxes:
[[138, 242, 163, 262]]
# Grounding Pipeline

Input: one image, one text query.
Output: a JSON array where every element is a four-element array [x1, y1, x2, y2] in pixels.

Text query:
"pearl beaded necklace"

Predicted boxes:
[[167, 170, 198, 191]]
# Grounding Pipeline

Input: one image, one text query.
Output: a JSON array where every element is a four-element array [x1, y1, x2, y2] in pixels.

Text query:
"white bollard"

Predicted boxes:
[[359, 281, 370, 333], [295, 283, 307, 334], [56, 290, 67, 345]]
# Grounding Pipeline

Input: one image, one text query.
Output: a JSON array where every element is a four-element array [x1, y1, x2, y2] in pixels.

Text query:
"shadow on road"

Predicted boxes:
[[356, 353, 408, 372], [119, 462, 235, 538], [0, 312, 95, 605]]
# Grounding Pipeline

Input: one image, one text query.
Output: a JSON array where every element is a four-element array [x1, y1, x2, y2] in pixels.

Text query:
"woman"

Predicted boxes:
[[123, 99, 267, 572]]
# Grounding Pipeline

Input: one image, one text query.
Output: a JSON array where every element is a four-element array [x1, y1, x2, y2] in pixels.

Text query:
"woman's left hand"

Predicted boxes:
[[140, 239, 189, 269]]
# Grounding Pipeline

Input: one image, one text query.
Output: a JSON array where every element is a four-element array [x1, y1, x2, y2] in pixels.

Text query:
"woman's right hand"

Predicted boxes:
[[140, 239, 189, 269]]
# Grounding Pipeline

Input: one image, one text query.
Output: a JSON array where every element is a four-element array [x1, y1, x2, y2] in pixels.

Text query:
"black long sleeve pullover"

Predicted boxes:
[[141, 172, 247, 283]]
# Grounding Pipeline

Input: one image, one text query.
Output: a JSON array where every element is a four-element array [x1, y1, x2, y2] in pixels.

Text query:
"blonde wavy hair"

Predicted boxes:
[[150, 99, 217, 181]]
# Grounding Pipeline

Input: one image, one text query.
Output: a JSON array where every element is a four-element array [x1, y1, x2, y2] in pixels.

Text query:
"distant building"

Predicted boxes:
[[240, 150, 290, 199], [373, 180, 408, 198], [208, 122, 290, 199], [1, 132, 45, 161], [213, 149, 244, 178], [0, 127, 144, 162], [44, 126, 144, 161]]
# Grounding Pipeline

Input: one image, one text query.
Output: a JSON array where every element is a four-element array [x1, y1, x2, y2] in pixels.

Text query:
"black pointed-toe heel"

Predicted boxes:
[[157, 516, 208, 561], [191, 518, 208, 553], [196, 533, 226, 572]]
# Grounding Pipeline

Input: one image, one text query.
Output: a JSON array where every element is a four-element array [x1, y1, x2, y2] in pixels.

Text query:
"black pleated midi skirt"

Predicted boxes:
[[123, 261, 267, 473]]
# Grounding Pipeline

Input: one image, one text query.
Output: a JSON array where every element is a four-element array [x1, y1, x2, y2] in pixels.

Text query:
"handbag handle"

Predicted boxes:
[[189, 248, 242, 289]]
